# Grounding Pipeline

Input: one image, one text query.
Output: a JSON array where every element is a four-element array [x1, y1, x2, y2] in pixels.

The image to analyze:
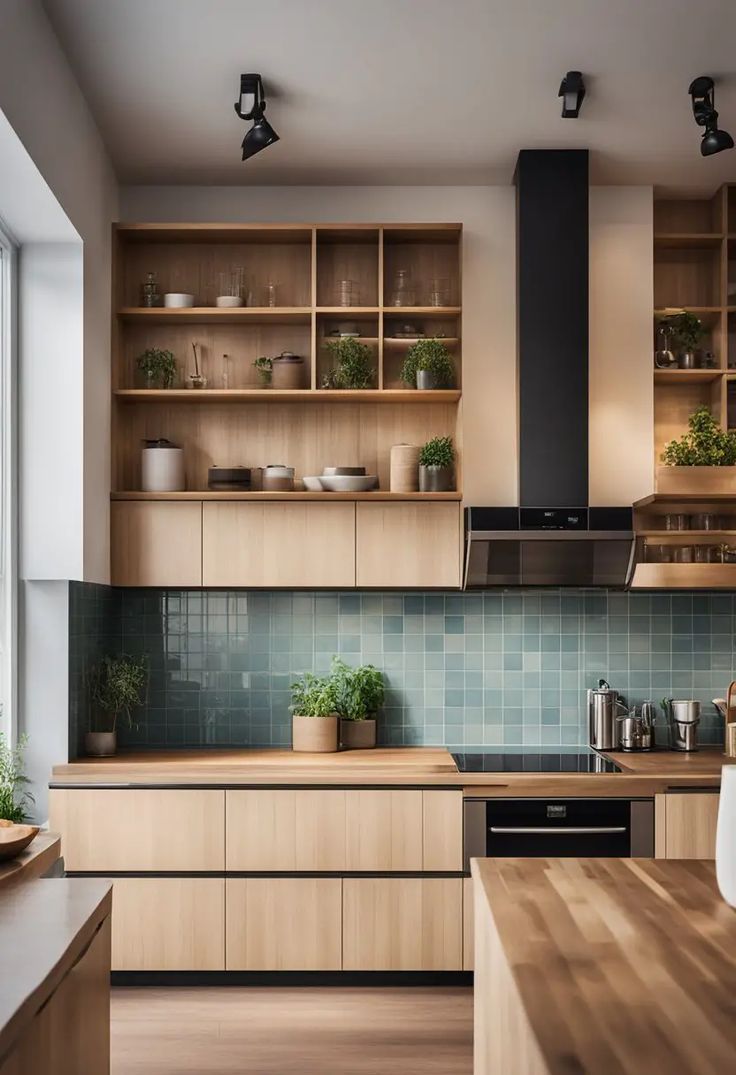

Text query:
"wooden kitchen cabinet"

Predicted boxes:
[[49, 789, 225, 871], [345, 790, 423, 870], [110, 877, 225, 970], [655, 792, 719, 859], [463, 876, 474, 971], [355, 502, 462, 588], [111, 500, 202, 586], [342, 877, 463, 970], [423, 790, 464, 871], [202, 501, 356, 587], [226, 789, 348, 871], [226, 878, 342, 970]]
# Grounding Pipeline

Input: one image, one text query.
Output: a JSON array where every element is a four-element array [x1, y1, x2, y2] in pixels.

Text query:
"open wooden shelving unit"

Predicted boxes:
[[632, 491, 736, 589]]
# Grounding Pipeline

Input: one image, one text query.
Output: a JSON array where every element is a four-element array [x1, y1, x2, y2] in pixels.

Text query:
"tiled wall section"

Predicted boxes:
[[68, 582, 122, 757], [69, 585, 731, 753]]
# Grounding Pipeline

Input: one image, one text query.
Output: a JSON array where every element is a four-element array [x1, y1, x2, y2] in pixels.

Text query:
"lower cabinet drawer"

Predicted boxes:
[[110, 877, 225, 971], [342, 877, 463, 971], [226, 878, 342, 970]]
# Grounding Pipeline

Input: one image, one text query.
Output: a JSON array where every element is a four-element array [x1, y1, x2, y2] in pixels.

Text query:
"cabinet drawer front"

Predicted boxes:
[[110, 877, 224, 971], [49, 789, 224, 871], [111, 501, 202, 587], [423, 790, 464, 871], [203, 502, 356, 587], [658, 792, 719, 859], [226, 878, 341, 970], [343, 877, 462, 971], [226, 790, 347, 871], [344, 790, 423, 870], [356, 503, 461, 588]]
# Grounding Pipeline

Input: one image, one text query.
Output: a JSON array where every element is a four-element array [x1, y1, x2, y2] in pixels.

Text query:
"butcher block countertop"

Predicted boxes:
[[50, 745, 730, 792], [0, 832, 60, 890], [472, 858, 736, 1075]]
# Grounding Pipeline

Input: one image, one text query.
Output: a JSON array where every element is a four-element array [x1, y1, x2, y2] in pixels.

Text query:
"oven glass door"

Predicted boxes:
[[485, 799, 631, 857]]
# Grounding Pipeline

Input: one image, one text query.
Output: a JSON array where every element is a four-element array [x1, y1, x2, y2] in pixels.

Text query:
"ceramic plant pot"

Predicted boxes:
[[292, 714, 338, 753], [85, 730, 117, 757], [340, 718, 377, 750], [419, 464, 454, 492], [656, 465, 736, 495], [416, 369, 438, 390]]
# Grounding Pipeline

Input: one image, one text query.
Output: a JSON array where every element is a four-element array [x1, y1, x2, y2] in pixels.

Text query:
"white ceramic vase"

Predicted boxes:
[[716, 765, 736, 907]]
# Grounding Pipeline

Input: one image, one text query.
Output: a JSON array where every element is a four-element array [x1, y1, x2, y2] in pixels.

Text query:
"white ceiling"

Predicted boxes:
[[43, 0, 736, 191]]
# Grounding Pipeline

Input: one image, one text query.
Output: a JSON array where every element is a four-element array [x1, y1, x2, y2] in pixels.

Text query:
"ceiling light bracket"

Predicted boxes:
[[558, 71, 585, 118]]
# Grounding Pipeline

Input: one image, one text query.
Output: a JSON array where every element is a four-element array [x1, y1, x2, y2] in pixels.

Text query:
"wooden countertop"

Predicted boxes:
[[0, 832, 60, 890], [0, 878, 111, 1062], [472, 857, 736, 1075], [50, 745, 730, 792]]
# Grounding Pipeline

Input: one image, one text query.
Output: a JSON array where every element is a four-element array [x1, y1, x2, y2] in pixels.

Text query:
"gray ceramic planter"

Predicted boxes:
[[419, 465, 454, 492], [85, 730, 117, 757], [416, 369, 438, 390]]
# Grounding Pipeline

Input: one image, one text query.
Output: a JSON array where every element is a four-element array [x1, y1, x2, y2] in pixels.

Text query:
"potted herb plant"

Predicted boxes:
[[0, 730, 33, 823], [322, 337, 375, 389], [290, 672, 339, 753], [419, 435, 455, 492], [330, 657, 384, 750], [253, 355, 272, 387], [400, 337, 454, 389], [136, 348, 177, 389], [86, 655, 148, 756], [670, 311, 705, 369], [659, 405, 736, 493]]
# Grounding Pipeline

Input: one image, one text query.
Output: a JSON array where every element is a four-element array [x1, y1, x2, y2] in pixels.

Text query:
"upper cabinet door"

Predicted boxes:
[[356, 503, 461, 588], [111, 501, 202, 586], [202, 502, 356, 587]]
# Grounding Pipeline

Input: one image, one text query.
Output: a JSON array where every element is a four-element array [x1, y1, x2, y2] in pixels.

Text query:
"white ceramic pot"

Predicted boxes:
[[163, 293, 194, 308], [215, 295, 243, 308], [716, 765, 736, 907], [141, 441, 185, 492]]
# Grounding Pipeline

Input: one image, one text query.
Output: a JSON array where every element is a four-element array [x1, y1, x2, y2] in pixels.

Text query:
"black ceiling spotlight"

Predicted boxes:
[[234, 73, 279, 161], [558, 71, 585, 118], [689, 76, 734, 156]]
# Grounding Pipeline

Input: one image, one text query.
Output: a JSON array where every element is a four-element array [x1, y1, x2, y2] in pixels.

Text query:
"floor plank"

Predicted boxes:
[[111, 986, 473, 1075]]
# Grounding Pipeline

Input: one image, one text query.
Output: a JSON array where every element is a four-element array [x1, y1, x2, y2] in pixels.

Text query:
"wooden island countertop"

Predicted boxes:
[[472, 857, 736, 1075], [0, 831, 60, 890]]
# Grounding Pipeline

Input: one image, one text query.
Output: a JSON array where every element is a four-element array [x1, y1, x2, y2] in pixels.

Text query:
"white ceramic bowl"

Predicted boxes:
[[319, 475, 378, 493], [322, 466, 366, 476], [164, 293, 195, 308], [302, 476, 325, 491], [215, 295, 243, 308]]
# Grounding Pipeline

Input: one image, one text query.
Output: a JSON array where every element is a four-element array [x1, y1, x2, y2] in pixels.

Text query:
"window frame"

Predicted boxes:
[[0, 220, 18, 743]]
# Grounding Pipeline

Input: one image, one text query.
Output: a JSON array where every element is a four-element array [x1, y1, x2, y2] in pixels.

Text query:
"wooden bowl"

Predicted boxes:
[[0, 820, 39, 861]]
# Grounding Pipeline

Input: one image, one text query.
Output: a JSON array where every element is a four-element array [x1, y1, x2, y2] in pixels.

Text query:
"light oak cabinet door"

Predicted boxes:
[[423, 791, 464, 871], [49, 789, 225, 871], [656, 792, 719, 859], [225, 790, 347, 871], [202, 502, 355, 587], [111, 501, 202, 586], [344, 790, 423, 870], [463, 876, 474, 971], [343, 877, 463, 970], [110, 878, 225, 970], [356, 502, 461, 588], [226, 878, 342, 970]]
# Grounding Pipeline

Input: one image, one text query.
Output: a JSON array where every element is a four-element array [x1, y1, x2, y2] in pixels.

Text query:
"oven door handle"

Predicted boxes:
[[489, 826, 627, 835]]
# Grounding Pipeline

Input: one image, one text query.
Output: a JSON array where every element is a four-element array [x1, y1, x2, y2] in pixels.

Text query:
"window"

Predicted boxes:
[[0, 223, 17, 741]]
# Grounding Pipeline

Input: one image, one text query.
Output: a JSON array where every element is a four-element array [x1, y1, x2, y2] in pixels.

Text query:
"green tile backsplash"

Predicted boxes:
[[68, 585, 732, 755]]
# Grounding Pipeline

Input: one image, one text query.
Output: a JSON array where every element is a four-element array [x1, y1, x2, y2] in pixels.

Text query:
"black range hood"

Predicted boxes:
[[464, 150, 635, 589]]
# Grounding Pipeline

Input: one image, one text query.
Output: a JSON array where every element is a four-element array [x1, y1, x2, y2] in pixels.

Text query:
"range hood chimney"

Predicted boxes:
[[463, 149, 635, 588]]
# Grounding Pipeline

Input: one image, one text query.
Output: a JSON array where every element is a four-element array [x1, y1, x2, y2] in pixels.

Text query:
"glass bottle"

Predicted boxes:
[[141, 271, 159, 308], [221, 352, 233, 389]]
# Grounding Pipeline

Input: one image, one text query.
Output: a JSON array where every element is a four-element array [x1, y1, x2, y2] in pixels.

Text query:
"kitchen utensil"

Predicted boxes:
[[390, 443, 420, 493], [271, 352, 304, 389], [661, 698, 701, 752], [318, 475, 378, 493], [262, 465, 295, 492], [322, 467, 366, 476], [588, 679, 627, 750], [0, 821, 40, 861], [617, 706, 654, 752], [654, 320, 676, 369], [302, 476, 324, 491], [164, 293, 194, 308], [141, 439, 185, 492], [208, 466, 251, 491]]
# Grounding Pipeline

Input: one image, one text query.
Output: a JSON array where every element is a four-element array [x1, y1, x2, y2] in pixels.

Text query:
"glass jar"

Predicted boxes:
[[672, 546, 694, 564], [694, 544, 719, 563], [664, 513, 689, 531], [690, 513, 721, 530], [389, 270, 416, 307], [428, 277, 450, 307], [337, 279, 358, 307]]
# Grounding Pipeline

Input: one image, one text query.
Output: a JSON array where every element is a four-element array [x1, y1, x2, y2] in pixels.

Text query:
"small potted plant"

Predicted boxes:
[[290, 672, 339, 753], [419, 435, 455, 492], [253, 355, 272, 387], [322, 337, 375, 389], [0, 729, 33, 822], [86, 655, 148, 756], [400, 337, 454, 389], [330, 657, 384, 750], [670, 311, 705, 369], [136, 348, 177, 389], [659, 406, 736, 494]]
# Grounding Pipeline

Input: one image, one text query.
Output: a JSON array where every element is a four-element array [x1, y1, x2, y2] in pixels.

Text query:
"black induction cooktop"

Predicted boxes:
[[451, 749, 621, 774]]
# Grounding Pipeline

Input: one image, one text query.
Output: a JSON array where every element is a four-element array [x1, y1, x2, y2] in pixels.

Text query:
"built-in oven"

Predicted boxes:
[[463, 797, 654, 871]]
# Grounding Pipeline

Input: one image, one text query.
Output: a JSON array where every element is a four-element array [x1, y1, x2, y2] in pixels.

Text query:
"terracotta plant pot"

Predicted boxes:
[[419, 464, 454, 492], [85, 730, 117, 757], [292, 714, 338, 753], [656, 465, 736, 495], [340, 718, 377, 750]]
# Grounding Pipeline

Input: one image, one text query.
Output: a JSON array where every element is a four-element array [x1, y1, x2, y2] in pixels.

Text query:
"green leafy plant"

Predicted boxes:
[[330, 657, 385, 721], [253, 355, 272, 385], [670, 311, 704, 353], [400, 337, 454, 388], [419, 435, 455, 468], [0, 730, 33, 823], [661, 406, 736, 466], [88, 655, 149, 732], [136, 348, 176, 388], [289, 672, 338, 717], [322, 337, 375, 389]]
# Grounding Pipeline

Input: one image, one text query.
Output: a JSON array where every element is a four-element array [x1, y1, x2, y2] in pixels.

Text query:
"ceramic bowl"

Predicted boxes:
[[163, 293, 195, 308], [215, 295, 243, 308], [322, 467, 366, 476], [319, 475, 378, 493], [302, 476, 324, 491], [0, 821, 40, 861]]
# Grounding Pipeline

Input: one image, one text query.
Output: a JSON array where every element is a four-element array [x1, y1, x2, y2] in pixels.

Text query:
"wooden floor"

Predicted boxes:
[[111, 987, 473, 1075]]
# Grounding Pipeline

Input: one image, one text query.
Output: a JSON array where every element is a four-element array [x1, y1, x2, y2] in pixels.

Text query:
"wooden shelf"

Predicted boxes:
[[113, 389, 462, 404], [635, 493, 736, 507], [631, 563, 736, 589], [637, 530, 736, 539], [654, 233, 724, 247], [382, 306, 461, 318], [118, 307, 312, 324], [316, 307, 380, 315], [383, 337, 460, 347], [653, 368, 724, 384], [111, 491, 463, 502]]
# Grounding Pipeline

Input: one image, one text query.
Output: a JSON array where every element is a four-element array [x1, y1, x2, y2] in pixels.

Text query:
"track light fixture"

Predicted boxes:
[[234, 73, 279, 161], [558, 71, 585, 118], [689, 76, 734, 156]]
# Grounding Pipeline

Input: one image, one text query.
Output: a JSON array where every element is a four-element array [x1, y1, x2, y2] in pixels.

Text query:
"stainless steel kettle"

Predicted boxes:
[[588, 680, 627, 750]]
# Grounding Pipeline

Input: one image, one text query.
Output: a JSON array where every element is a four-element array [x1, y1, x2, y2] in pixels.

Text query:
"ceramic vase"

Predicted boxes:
[[292, 714, 338, 753], [340, 718, 377, 750], [85, 730, 117, 757]]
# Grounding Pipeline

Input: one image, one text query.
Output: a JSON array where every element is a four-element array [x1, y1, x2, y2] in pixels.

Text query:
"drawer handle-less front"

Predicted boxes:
[[489, 826, 627, 835]]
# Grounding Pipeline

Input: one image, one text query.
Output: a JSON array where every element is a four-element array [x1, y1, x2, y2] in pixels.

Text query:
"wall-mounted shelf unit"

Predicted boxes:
[[631, 492, 736, 588]]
